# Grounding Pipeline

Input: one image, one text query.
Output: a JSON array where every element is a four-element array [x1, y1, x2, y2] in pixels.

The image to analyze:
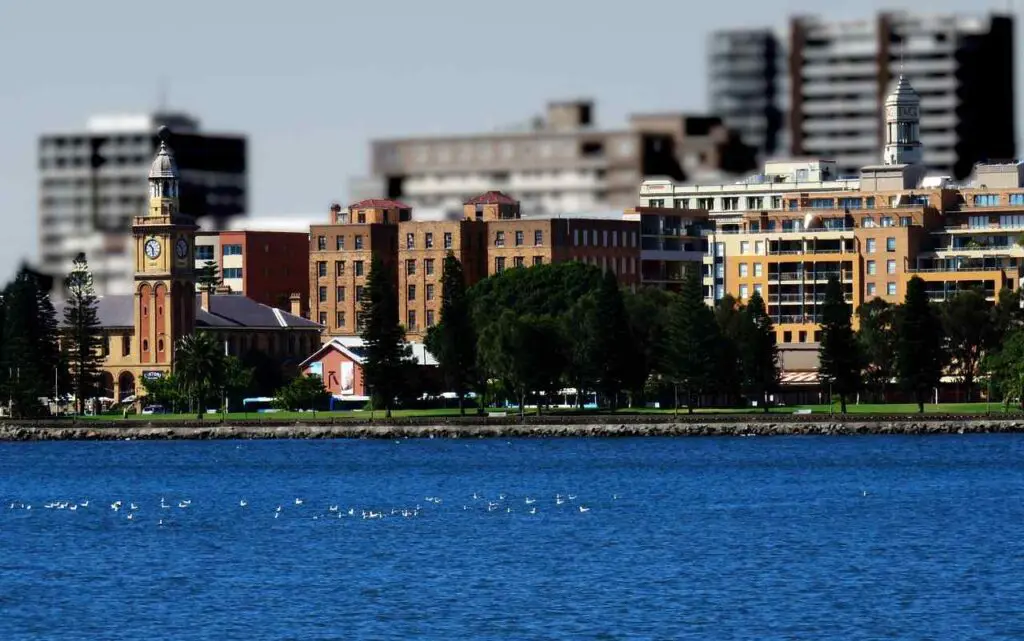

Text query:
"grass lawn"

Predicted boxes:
[[72, 401, 1017, 422]]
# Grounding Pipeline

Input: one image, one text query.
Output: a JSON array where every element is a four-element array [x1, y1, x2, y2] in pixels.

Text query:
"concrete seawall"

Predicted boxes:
[[2, 419, 1024, 441]]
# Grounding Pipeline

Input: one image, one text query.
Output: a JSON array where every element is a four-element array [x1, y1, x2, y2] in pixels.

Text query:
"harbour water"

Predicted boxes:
[[2, 435, 1024, 639]]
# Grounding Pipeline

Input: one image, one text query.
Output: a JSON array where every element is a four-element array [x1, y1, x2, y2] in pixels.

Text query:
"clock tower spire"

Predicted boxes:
[[883, 75, 923, 166], [132, 126, 197, 372]]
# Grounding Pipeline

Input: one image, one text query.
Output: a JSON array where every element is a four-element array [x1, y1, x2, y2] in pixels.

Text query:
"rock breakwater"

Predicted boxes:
[[1, 417, 1023, 441]]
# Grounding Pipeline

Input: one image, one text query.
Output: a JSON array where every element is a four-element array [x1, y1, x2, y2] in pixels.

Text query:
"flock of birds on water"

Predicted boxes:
[[2, 491, 621, 527]]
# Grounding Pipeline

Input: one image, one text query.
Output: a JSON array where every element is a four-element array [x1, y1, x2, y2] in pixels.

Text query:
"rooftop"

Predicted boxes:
[[349, 198, 412, 210], [56, 294, 321, 330], [464, 191, 519, 206]]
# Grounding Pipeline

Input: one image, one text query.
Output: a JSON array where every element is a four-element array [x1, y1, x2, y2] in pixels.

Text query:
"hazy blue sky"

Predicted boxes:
[[0, 0, 1008, 283]]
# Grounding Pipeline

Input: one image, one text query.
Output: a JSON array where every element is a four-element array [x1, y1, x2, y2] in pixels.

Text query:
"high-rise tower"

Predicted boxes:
[[883, 75, 922, 167], [132, 126, 197, 373]]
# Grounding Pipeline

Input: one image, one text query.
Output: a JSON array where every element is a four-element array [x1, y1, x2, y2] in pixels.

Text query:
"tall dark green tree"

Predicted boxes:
[[857, 298, 898, 402], [982, 327, 1024, 410], [424, 253, 477, 415], [174, 332, 226, 419], [737, 292, 779, 413], [896, 276, 946, 413], [817, 276, 861, 413], [62, 254, 103, 415], [1, 265, 61, 417], [479, 311, 564, 418], [714, 294, 744, 406], [197, 260, 221, 294], [668, 270, 721, 413], [360, 255, 412, 418], [940, 288, 992, 401], [561, 294, 598, 409], [623, 287, 675, 406], [587, 271, 635, 408]]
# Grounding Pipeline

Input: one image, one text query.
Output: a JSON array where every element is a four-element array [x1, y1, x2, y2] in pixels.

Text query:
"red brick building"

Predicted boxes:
[[195, 230, 310, 315]]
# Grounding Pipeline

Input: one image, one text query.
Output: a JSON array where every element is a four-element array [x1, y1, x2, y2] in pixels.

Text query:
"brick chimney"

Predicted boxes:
[[330, 202, 344, 224], [289, 292, 302, 317], [200, 287, 211, 312]]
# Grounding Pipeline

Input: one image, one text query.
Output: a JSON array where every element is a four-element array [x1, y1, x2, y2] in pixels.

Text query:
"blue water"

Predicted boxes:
[[1, 436, 1024, 640]]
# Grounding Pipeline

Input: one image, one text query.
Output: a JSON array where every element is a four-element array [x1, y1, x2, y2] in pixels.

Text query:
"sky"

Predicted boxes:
[[0, 0, 1012, 283]]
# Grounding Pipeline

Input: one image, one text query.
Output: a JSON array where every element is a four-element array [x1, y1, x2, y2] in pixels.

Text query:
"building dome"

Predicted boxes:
[[148, 126, 179, 179], [885, 75, 920, 107]]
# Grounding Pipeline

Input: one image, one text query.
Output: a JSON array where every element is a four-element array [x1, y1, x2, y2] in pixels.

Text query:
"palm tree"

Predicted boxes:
[[174, 332, 225, 419]]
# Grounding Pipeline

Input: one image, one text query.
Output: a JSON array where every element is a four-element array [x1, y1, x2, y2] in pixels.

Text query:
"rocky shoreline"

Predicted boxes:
[[1, 418, 1024, 441]]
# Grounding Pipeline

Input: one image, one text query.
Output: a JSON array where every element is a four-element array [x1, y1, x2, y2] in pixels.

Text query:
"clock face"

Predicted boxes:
[[144, 239, 161, 259], [175, 238, 189, 259]]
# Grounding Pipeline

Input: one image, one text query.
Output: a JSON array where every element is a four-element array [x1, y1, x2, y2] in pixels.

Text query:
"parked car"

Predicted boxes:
[[141, 405, 166, 415]]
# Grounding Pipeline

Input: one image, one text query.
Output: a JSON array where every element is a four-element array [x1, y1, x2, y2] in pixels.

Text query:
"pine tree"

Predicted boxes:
[[0, 265, 61, 417], [818, 276, 861, 413], [940, 288, 992, 401], [737, 291, 779, 413], [424, 253, 478, 415], [857, 298, 898, 402], [713, 294, 744, 406], [360, 255, 412, 418], [587, 270, 635, 408], [668, 270, 721, 413], [896, 276, 946, 412], [63, 254, 103, 415], [197, 260, 221, 293]]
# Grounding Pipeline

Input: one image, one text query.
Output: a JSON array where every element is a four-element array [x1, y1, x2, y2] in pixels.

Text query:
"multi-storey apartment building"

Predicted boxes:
[[309, 200, 405, 339], [194, 230, 309, 314], [356, 100, 757, 220], [641, 75, 1024, 375], [38, 112, 247, 296], [311, 192, 640, 341], [709, 11, 1014, 179]]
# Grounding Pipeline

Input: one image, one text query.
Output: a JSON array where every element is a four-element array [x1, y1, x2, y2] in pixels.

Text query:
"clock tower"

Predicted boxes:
[[882, 75, 922, 167], [132, 126, 197, 373]]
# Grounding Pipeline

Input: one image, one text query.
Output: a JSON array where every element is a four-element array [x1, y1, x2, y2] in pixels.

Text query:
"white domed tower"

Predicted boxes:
[[883, 75, 922, 166]]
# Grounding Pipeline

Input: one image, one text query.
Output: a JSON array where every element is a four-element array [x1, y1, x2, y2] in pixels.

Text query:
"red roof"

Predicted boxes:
[[348, 198, 411, 210], [464, 191, 518, 206]]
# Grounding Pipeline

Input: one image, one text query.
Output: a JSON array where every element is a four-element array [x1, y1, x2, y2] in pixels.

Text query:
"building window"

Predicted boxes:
[[335, 261, 345, 276], [1001, 214, 1024, 227], [839, 197, 862, 210], [354, 235, 364, 250], [770, 196, 782, 209], [602, 230, 609, 246], [195, 245, 214, 261], [739, 263, 749, 277], [533, 256, 543, 266], [426, 284, 435, 301], [515, 230, 524, 246], [495, 257, 506, 273], [317, 261, 327, 277], [886, 237, 896, 252], [336, 235, 345, 251], [900, 216, 912, 227], [867, 260, 877, 275], [862, 217, 876, 228], [753, 241, 763, 255], [406, 233, 415, 249], [534, 230, 543, 246], [514, 256, 524, 268], [223, 244, 242, 256], [406, 259, 416, 275], [332, 311, 344, 327], [809, 198, 834, 209], [974, 194, 999, 206], [318, 286, 327, 303], [739, 284, 749, 300], [887, 259, 897, 274], [740, 241, 750, 255], [715, 263, 724, 278], [408, 284, 416, 300], [887, 282, 897, 296], [969, 215, 988, 229], [426, 310, 435, 327], [715, 284, 724, 299], [317, 236, 327, 251], [866, 282, 876, 297], [355, 285, 364, 301], [881, 216, 893, 227], [696, 197, 714, 210], [318, 312, 327, 325], [425, 232, 433, 249], [783, 331, 792, 343], [425, 258, 435, 275], [357, 211, 366, 223], [866, 238, 877, 253], [495, 231, 505, 247], [648, 199, 665, 207], [223, 268, 242, 278], [746, 196, 763, 210], [443, 232, 453, 249], [573, 229, 580, 246], [754, 284, 763, 296], [407, 310, 417, 329], [799, 331, 807, 343], [354, 261, 364, 276], [336, 286, 345, 302], [1010, 194, 1024, 206], [592, 230, 598, 245], [753, 263, 763, 277]]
